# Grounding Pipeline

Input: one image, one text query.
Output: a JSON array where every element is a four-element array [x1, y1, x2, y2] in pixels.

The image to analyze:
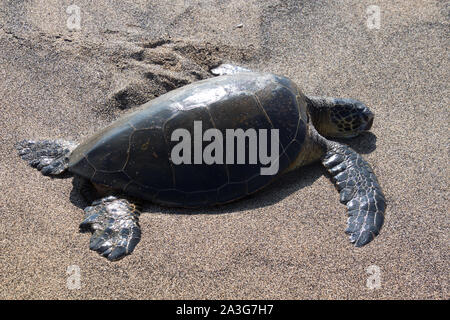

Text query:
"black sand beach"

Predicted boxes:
[[0, 0, 448, 299]]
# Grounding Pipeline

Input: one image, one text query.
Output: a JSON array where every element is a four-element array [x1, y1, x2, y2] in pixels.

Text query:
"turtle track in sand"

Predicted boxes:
[[102, 38, 256, 112], [0, 27, 256, 117]]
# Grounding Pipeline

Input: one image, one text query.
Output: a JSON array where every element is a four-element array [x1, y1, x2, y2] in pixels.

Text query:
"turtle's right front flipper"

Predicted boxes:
[[322, 142, 386, 247], [80, 196, 141, 261], [15, 139, 77, 175]]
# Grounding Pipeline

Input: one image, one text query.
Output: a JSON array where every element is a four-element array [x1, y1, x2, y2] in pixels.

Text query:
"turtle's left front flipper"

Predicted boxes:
[[80, 196, 141, 261], [15, 139, 77, 175], [322, 142, 386, 247]]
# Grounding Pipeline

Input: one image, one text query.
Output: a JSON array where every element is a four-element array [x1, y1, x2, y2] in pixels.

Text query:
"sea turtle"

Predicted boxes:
[[16, 64, 385, 261]]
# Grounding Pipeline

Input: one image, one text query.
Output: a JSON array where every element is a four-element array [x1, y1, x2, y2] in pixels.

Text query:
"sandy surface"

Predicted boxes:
[[0, 0, 448, 299]]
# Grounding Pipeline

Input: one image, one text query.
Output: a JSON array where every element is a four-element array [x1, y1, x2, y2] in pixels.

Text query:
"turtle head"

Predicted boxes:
[[308, 97, 374, 138]]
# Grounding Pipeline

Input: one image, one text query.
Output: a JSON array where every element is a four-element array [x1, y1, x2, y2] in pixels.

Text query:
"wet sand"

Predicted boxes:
[[0, 0, 448, 299]]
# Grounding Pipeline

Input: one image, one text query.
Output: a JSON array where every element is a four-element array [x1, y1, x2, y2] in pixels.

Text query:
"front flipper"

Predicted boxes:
[[15, 139, 77, 175], [210, 64, 252, 76], [322, 142, 386, 247], [79, 196, 141, 261]]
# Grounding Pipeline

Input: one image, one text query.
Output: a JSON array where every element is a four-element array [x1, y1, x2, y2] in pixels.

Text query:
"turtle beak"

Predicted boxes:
[[364, 114, 374, 131], [356, 102, 374, 131]]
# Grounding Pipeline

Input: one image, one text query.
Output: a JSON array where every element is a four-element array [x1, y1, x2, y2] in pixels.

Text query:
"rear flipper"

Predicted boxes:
[[322, 142, 386, 247], [15, 139, 77, 175], [79, 196, 141, 261]]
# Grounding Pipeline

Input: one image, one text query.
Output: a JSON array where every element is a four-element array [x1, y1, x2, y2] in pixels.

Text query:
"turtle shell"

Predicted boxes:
[[68, 72, 308, 207]]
